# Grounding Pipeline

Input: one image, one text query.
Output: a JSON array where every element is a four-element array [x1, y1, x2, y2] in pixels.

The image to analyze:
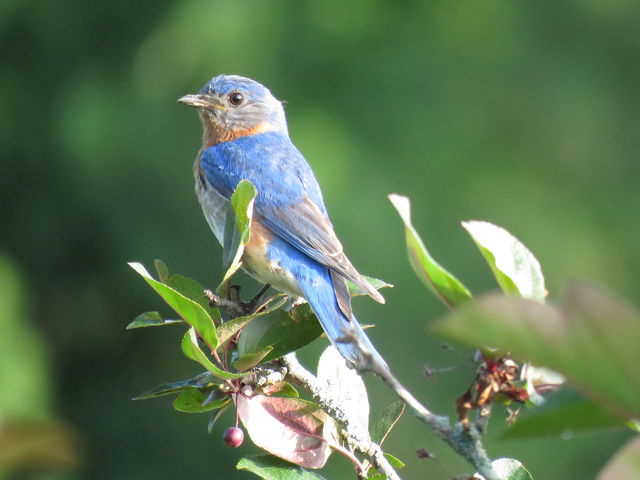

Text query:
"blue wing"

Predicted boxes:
[[200, 131, 384, 304]]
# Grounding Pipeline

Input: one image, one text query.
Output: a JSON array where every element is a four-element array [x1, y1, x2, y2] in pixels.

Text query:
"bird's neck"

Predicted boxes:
[[200, 116, 282, 148]]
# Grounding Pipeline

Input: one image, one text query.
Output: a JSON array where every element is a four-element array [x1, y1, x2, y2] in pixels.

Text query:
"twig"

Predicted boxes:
[[337, 327, 498, 480], [281, 353, 402, 480]]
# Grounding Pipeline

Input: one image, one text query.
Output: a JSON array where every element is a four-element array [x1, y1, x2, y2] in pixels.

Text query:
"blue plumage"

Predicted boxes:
[[180, 74, 385, 367]]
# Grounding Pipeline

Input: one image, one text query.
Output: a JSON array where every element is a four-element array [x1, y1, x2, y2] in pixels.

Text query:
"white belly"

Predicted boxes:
[[196, 178, 228, 246]]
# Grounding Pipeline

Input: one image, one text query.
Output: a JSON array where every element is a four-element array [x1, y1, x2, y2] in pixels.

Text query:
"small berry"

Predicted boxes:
[[223, 427, 244, 447]]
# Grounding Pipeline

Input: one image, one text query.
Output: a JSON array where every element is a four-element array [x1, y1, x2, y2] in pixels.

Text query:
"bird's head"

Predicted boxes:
[[178, 75, 287, 144]]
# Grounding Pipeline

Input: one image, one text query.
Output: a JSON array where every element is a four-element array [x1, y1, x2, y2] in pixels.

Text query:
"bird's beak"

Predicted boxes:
[[177, 94, 225, 110]]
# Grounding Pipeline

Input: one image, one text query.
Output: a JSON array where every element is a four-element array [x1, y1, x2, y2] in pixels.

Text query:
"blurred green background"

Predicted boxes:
[[2, 0, 639, 478]]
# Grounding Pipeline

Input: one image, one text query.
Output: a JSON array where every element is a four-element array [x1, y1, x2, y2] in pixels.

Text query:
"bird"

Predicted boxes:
[[178, 74, 385, 367]]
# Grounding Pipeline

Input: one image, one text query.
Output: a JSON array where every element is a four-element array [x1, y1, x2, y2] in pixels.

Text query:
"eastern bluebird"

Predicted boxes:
[[178, 74, 385, 367]]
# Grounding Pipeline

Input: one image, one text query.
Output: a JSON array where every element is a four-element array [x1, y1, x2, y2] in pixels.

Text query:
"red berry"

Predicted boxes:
[[223, 427, 244, 447]]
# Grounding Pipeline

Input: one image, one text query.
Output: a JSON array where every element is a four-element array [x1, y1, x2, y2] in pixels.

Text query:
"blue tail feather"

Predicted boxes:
[[295, 262, 385, 368]]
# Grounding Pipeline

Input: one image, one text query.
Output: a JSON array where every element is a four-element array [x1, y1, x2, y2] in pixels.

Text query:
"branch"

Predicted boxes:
[[281, 353, 402, 480], [337, 327, 498, 480]]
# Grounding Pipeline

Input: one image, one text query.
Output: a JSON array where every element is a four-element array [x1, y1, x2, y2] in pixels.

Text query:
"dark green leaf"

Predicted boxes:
[[237, 304, 323, 363], [126, 311, 182, 329], [233, 346, 274, 371], [433, 284, 640, 418], [461, 221, 545, 301], [181, 328, 243, 379], [172, 388, 229, 413], [347, 276, 393, 297], [237, 455, 329, 480], [129, 262, 218, 349], [388, 194, 472, 308], [216, 295, 288, 350], [133, 373, 219, 400], [371, 400, 405, 444]]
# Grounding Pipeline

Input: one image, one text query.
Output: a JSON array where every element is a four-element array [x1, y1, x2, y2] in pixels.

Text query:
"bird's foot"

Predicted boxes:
[[204, 284, 271, 317]]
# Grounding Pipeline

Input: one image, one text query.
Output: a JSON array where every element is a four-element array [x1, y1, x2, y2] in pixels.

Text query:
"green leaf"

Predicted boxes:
[[133, 372, 219, 400], [237, 304, 323, 363], [461, 221, 546, 301], [219, 180, 257, 289], [129, 262, 218, 349], [365, 474, 386, 480], [501, 395, 622, 439], [383, 452, 405, 469], [167, 274, 220, 322], [433, 284, 640, 418], [181, 328, 244, 380], [154, 258, 170, 283], [388, 194, 472, 308], [347, 275, 393, 297], [233, 346, 275, 371], [478, 458, 533, 480], [237, 455, 329, 480], [597, 436, 640, 480], [172, 388, 229, 413], [126, 311, 182, 329], [371, 400, 405, 445], [216, 295, 288, 350], [273, 383, 299, 398]]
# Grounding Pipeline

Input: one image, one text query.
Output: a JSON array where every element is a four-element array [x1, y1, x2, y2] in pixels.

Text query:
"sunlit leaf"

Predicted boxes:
[[233, 346, 275, 371], [317, 346, 369, 436], [384, 452, 405, 469], [237, 455, 329, 479], [461, 221, 545, 301], [388, 194, 472, 308], [270, 383, 299, 398], [129, 262, 218, 349], [347, 275, 393, 297], [167, 274, 220, 322], [476, 458, 533, 480], [181, 328, 243, 380], [235, 391, 338, 469], [433, 284, 640, 418], [219, 180, 256, 289], [126, 311, 182, 329]]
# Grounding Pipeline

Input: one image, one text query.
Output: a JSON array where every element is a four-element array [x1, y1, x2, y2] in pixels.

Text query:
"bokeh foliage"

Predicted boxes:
[[1, 0, 639, 478]]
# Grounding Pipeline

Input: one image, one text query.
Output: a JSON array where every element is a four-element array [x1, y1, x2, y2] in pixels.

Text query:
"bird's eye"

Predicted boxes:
[[228, 92, 244, 106]]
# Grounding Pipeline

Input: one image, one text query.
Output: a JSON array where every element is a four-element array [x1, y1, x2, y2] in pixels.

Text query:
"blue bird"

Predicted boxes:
[[178, 74, 385, 367]]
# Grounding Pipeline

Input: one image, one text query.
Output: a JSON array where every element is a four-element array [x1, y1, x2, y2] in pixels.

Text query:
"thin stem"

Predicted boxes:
[[337, 327, 498, 480]]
